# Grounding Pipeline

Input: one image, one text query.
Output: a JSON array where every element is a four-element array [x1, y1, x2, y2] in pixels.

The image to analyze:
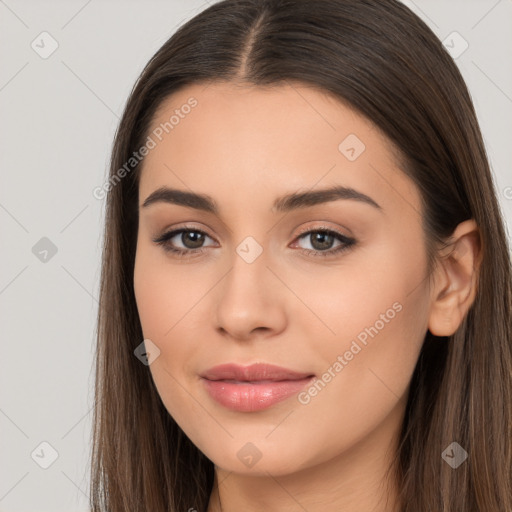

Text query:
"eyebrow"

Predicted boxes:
[[141, 185, 382, 213]]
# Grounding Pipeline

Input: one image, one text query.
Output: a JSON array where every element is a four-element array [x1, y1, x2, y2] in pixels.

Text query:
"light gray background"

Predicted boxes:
[[1, 1, 511, 511]]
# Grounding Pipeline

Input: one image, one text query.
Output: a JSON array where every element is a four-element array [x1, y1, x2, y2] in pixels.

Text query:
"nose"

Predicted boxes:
[[213, 247, 287, 342]]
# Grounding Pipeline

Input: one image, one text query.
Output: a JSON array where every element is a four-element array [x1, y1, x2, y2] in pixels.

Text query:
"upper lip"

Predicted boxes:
[[201, 363, 314, 382]]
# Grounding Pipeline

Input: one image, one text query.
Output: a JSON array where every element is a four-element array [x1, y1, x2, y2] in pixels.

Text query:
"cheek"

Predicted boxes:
[[133, 246, 197, 394], [133, 243, 216, 396], [291, 265, 428, 411], [304, 239, 429, 416], [134, 242, 211, 340], [286, 227, 430, 365], [276, 268, 429, 470], [133, 248, 209, 437]]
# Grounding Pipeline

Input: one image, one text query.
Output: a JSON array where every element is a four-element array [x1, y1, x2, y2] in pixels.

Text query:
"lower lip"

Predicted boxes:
[[201, 377, 314, 412]]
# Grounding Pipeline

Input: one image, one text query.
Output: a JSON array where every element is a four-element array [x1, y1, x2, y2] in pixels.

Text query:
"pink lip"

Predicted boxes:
[[200, 363, 315, 412]]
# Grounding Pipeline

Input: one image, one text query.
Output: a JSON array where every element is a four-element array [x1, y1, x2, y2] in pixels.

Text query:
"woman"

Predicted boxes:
[[90, 0, 512, 510]]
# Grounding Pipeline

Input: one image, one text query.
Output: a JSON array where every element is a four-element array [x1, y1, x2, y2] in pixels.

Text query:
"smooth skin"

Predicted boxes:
[[133, 81, 481, 512]]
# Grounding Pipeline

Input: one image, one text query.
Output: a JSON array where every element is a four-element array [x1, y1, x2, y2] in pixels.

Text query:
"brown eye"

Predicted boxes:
[[177, 230, 205, 249], [306, 231, 336, 251], [293, 228, 356, 258], [153, 227, 216, 256]]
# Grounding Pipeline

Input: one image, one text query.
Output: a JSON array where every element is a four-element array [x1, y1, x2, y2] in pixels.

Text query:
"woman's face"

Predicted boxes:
[[133, 81, 432, 475]]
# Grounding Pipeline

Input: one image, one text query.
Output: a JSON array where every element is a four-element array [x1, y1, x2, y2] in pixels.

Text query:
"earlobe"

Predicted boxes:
[[428, 219, 482, 337]]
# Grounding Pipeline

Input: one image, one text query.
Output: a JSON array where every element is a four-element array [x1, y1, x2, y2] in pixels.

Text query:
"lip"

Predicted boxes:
[[200, 363, 315, 412]]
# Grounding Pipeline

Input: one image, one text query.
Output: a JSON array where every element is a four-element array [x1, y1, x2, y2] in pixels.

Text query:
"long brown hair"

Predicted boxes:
[[90, 1, 512, 510]]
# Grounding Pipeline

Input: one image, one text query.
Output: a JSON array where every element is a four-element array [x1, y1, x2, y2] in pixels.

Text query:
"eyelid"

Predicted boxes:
[[153, 220, 215, 237], [153, 222, 352, 244], [153, 222, 357, 258], [290, 224, 356, 254], [293, 222, 353, 239], [152, 223, 217, 245]]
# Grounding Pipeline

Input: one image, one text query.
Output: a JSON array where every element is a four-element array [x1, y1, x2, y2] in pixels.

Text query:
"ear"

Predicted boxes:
[[428, 219, 482, 337]]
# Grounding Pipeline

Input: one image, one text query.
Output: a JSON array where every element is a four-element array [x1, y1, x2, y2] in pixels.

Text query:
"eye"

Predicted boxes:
[[291, 227, 356, 258], [153, 225, 356, 259], [152, 226, 216, 257]]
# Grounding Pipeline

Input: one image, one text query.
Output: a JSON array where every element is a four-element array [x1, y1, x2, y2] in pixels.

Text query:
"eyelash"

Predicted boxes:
[[152, 225, 356, 259]]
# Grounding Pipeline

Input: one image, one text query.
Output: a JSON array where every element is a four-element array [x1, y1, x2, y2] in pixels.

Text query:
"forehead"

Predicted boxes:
[[138, 81, 419, 219]]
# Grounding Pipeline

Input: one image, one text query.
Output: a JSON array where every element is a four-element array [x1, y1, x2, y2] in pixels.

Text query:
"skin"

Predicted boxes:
[[133, 81, 481, 512]]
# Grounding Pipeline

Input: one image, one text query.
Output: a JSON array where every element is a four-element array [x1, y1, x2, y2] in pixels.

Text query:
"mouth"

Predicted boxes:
[[200, 363, 315, 412], [200, 362, 314, 382]]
